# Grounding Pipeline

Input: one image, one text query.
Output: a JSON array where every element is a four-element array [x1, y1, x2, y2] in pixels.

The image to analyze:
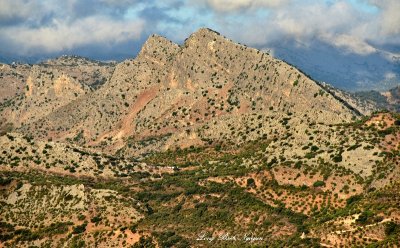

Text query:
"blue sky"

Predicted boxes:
[[0, 0, 398, 61]]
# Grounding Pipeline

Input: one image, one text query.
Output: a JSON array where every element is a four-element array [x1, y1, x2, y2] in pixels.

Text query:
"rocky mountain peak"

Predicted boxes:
[[183, 27, 224, 48], [3, 28, 374, 155], [137, 34, 180, 64]]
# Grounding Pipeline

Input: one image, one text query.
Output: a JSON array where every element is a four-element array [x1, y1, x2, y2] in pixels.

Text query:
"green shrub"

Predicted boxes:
[[247, 178, 256, 188], [356, 210, 373, 224], [133, 236, 156, 248], [332, 154, 342, 163], [72, 223, 87, 234], [385, 221, 399, 236], [0, 177, 12, 186], [91, 216, 102, 223], [346, 195, 362, 205], [313, 181, 325, 187]]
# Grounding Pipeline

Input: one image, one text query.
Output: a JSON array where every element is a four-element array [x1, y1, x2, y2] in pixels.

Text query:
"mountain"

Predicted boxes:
[[1, 28, 400, 247], [384, 86, 400, 111], [6, 28, 366, 156], [0, 63, 31, 103], [39, 55, 116, 89], [272, 39, 400, 92], [353, 85, 400, 112], [0, 56, 115, 132]]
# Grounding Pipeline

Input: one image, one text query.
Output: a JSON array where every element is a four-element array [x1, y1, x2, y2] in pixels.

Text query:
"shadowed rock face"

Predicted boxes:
[[350, 86, 400, 112], [388, 86, 400, 108], [380, 86, 400, 111], [0, 28, 367, 156]]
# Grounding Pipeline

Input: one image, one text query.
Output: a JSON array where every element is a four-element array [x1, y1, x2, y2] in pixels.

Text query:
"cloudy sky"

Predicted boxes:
[[0, 0, 398, 59], [0, 0, 399, 90]]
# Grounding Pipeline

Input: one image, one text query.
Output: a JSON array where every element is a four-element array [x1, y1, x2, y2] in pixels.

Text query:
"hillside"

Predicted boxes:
[[14, 28, 365, 156], [1, 112, 400, 247], [0, 56, 115, 132], [352, 86, 400, 112], [1, 28, 400, 247], [272, 39, 400, 92], [385, 86, 400, 111], [0, 63, 31, 103]]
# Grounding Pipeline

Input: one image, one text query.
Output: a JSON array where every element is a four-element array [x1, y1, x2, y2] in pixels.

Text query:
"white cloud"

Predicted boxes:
[[367, 0, 400, 35], [384, 72, 396, 80], [0, 0, 45, 22], [202, 0, 393, 56], [272, 1, 363, 39], [320, 34, 377, 55], [196, 0, 289, 12], [99, 0, 135, 5], [0, 0, 398, 60], [1, 16, 145, 54]]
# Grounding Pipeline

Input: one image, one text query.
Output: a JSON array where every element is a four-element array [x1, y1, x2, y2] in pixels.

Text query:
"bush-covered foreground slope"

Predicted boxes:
[[1, 112, 400, 247]]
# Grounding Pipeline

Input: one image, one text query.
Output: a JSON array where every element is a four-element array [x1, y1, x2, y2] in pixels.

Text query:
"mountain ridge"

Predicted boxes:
[[1, 28, 374, 156], [1, 28, 400, 247], [27, 29, 359, 152]]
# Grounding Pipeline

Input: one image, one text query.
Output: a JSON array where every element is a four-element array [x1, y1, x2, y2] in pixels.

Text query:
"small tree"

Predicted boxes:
[[313, 181, 325, 188], [385, 221, 399, 236], [247, 178, 256, 188]]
